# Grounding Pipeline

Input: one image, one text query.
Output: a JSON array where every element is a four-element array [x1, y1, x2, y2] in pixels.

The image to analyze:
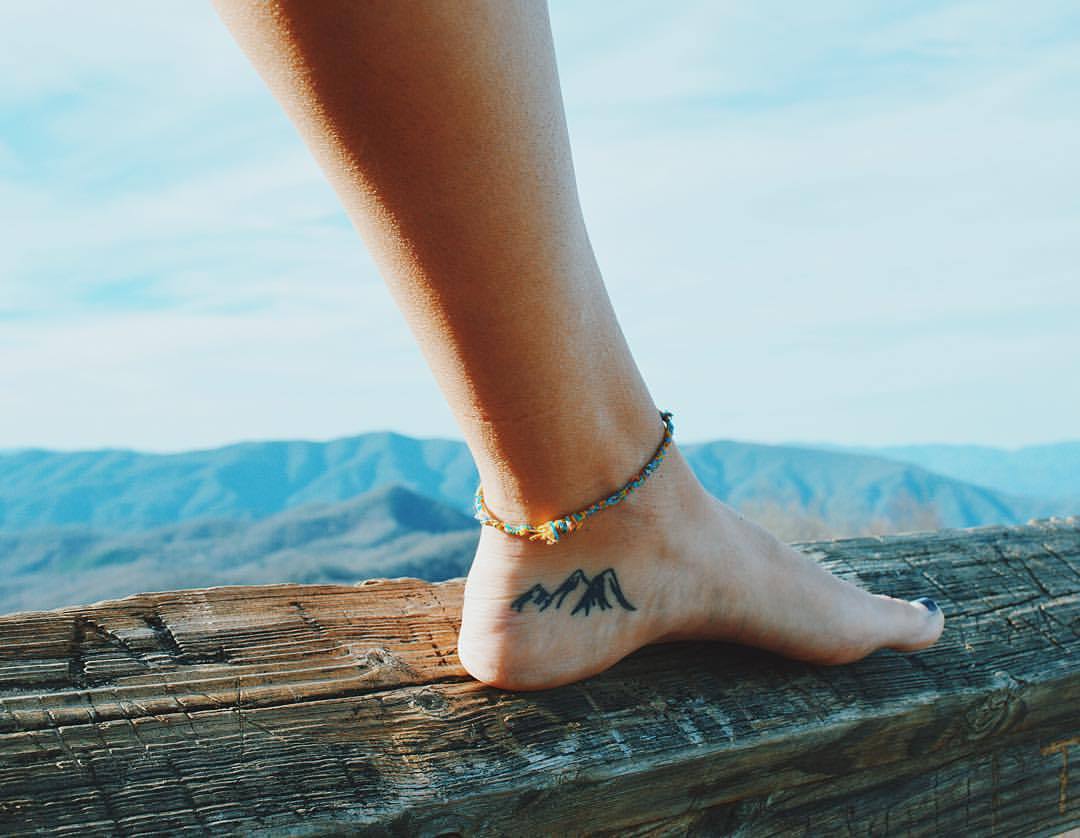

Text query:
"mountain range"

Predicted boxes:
[[0, 432, 1075, 614], [819, 442, 1080, 506], [0, 434, 1072, 534], [0, 484, 478, 614]]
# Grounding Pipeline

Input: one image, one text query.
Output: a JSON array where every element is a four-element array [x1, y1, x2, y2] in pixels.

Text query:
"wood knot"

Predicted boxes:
[[354, 646, 419, 679], [960, 671, 1028, 742], [359, 647, 397, 668], [412, 687, 451, 717]]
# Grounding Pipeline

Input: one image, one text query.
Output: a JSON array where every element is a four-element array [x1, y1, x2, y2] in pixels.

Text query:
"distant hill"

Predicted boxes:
[[0, 485, 479, 614], [0, 433, 1071, 537], [0, 433, 477, 532], [681, 441, 1067, 534], [3, 432, 1077, 615], [812, 442, 1080, 506]]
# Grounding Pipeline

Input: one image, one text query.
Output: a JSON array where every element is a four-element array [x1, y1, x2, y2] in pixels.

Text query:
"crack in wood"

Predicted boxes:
[[1042, 542, 1080, 583]]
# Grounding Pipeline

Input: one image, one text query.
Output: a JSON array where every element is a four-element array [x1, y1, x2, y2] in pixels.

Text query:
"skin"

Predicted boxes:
[[213, 0, 945, 691]]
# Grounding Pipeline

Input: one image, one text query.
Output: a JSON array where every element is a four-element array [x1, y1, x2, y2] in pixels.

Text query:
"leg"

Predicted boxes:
[[213, 0, 944, 690]]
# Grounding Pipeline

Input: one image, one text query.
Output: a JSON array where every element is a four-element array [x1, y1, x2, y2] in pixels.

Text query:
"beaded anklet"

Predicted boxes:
[[473, 409, 675, 545]]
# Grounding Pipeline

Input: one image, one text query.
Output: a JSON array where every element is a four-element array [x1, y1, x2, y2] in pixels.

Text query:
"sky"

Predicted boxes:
[[1, 1, 1078, 453]]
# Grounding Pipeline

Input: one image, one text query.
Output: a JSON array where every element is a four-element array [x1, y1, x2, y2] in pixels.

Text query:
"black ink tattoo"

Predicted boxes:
[[510, 568, 636, 616]]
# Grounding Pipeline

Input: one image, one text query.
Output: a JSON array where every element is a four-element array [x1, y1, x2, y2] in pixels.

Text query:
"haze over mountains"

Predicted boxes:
[[0, 485, 479, 614], [821, 442, 1080, 506], [0, 431, 1075, 614], [1, 433, 1072, 532]]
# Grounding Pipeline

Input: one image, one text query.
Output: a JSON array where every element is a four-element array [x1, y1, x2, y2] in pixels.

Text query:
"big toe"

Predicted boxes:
[[874, 594, 945, 654]]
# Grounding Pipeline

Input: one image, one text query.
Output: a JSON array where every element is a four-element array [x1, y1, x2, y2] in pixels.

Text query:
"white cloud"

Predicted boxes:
[[0, 2, 257, 105], [0, 296, 455, 452], [549, 0, 1080, 446], [1, 1, 1077, 449]]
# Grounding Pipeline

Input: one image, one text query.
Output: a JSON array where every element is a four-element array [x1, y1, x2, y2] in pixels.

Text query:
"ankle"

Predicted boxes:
[[471, 400, 670, 525], [468, 443, 708, 574]]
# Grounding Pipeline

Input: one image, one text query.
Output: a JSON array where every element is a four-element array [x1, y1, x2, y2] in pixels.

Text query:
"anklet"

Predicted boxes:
[[473, 409, 675, 545]]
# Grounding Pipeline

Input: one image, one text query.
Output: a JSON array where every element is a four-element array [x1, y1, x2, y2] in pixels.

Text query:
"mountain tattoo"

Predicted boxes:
[[510, 568, 637, 617]]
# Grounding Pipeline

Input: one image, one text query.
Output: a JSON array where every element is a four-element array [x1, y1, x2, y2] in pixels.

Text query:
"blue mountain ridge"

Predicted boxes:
[[0, 433, 1072, 534], [808, 441, 1080, 505], [0, 484, 479, 615], [1, 432, 1076, 616]]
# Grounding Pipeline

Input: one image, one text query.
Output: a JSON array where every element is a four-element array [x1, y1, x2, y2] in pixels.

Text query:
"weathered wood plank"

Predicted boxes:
[[602, 733, 1078, 837], [0, 518, 1077, 836]]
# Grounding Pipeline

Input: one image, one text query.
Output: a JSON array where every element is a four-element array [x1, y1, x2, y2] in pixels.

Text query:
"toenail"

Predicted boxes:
[[911, 596, 939, 614]]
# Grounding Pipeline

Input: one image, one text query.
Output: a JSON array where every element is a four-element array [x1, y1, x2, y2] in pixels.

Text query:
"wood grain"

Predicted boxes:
[[0, 518, 1077, 836]]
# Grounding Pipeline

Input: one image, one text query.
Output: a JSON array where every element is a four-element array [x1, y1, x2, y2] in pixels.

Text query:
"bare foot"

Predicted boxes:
[[457, 445, 945, 691]]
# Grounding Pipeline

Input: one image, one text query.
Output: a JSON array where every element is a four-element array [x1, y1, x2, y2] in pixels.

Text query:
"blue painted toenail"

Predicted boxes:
[[912, 596, 939, 614]]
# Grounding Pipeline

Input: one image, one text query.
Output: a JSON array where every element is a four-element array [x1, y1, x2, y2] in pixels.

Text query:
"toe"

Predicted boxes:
[[874, 593, 945, 653]]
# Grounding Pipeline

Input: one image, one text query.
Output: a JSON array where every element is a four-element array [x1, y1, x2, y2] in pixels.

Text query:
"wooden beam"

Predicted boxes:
[[0, 519, 1077, 836]]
